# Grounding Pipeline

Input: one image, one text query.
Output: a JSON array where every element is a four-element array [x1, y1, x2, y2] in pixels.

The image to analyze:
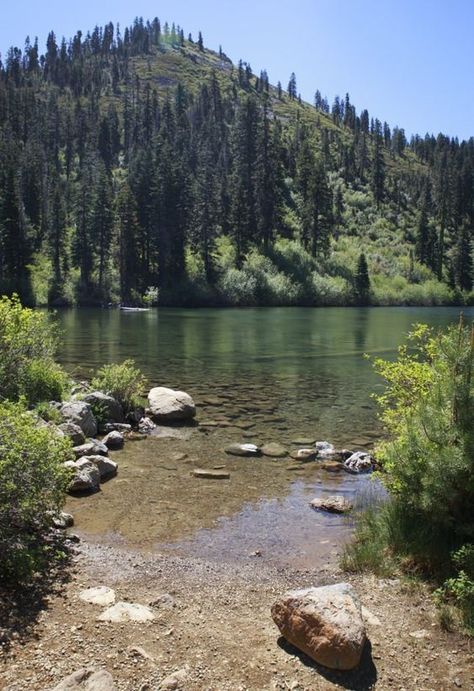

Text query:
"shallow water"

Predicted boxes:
[[56, 306, 472, 567]]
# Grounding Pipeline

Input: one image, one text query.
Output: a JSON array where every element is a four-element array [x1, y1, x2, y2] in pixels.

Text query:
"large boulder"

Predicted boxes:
[[60, 401, 97, 438], [148, 387, 196, 422], [66, 459, 101, 494], [51, 667, 115, 690], [102, 430, 124, 449], [83, 455, 118, 480], [84, 391, 124, 423], [271, 583, 366, 671], [58, 422, 86, 446]]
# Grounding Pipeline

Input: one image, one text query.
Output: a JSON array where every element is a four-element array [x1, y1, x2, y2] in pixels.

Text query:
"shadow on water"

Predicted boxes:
[[277, 636, 377, 690]]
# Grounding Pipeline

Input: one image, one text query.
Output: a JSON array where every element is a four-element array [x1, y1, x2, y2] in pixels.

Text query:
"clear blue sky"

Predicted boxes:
[[1, 0, 473, 140]]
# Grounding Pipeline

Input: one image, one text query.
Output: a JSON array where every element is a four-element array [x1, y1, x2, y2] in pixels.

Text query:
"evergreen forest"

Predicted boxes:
[[0, 17, 473, 306]]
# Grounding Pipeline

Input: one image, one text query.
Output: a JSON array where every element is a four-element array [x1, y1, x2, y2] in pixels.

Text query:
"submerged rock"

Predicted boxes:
[[193, 468, 230, 479], [289, 448, 318, 462], [310, 496, 352, 514], [261, 442, 288, 458], [60, 401, 97, 438], [138, 416, 156, 433], [271, 583, 366, 670], [343, 451, 374, 474], [148, 386, 196, 422], [224, 443, 261, 457]]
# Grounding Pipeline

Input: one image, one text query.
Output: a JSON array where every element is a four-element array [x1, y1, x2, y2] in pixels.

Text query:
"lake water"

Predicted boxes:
[[56, 306, 472, 568]]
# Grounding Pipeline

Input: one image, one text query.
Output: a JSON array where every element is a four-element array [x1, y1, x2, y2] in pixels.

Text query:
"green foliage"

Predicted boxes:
[[0, 295, 66, 403], [0, 401, 72, 582], [18, 358, 68, 405], [345, 318, 474, 632], [33, 401, 63, 425], [91, 359, 146, 413]]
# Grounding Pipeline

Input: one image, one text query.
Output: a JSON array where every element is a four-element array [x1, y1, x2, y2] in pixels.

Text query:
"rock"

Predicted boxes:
[[60, 401, 97, 438], [127, 645, 154, 661], [97, 602, 155, 623], [343, 451, 374, 474], [361, 606, 381, 627], [149, 593, 176, 609], [66, 459, 101, 494], [224, 443, 261, 457], [409, 628, 430, 639], [84, 391, 124, 423], [315, 441, 334, 453], [101, 422, 132, 434], [291, 437, 316, 446], [193, 468, 230, 479], [102, 430, 124, 449], [319, 460, 345, 473], [58, 422, 86, 446], [126, 406, 146, 425], [289, 448, 318, 462], [82, 455, 118, 480], [160, 667, 188, 690], [51, 667, 115, 690], [148, 387, 196, 422], [79, 586, 116, 606], [271, 583, 366, 671], [52, 511, 74, 529], [261, 442, 288, 458], [73, 440, 108, 459], [138, 416, 156, 434], [319, 448, 352, 461], [310, 496, 352, 514]]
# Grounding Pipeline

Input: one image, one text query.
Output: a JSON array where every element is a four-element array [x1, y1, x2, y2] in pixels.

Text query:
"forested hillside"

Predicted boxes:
[[0, 17, 472, 306]]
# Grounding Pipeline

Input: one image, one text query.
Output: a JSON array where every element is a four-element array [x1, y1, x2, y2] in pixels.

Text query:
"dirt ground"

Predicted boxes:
[[1, 536, 473, 691]]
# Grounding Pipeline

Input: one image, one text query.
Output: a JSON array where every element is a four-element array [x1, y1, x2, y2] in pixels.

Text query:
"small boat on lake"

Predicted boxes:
[[119, 306, 150, 312]]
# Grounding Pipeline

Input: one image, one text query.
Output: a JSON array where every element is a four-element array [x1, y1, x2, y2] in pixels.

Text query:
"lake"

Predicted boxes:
[[56, 306, 472, 568]]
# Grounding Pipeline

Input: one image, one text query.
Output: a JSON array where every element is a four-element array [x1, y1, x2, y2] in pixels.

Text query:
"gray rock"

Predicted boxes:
[[73, 440, 108, 459], [160, 667, 189, 691], [52, 511, 74, 529], [271, 583, 366, 671], [310, 496, 352, 514], [102, 430, 124, 449], [97, 602, 155, 623], [344, 451, 374, 474], [66, 459, 101, 494], [58, 422, 86, 446], [84, 391, 124, 423], [315, 441, 334, 453], [101, 422, 132, 434], [138, 416, 156, 433], [193, 468, 230, 479], [289, 448, 318, 462], [51, 667, 115, 690], [148, 386, 196, 422], [82, 455, 118, 480], [60, 401, 97, 438], [261, 442, 288, 458], [224, 443, 261, 457], [79, 586, 116, 606]]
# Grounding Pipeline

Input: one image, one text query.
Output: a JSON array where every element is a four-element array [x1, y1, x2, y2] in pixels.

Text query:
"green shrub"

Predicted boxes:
[[0, 401, 72, 582], [344, 319, 474, 632], [18, 358, 68, 405], [34, 401, 63, 425], [0, 295, 64, 402], [91, 359, 146, 413]]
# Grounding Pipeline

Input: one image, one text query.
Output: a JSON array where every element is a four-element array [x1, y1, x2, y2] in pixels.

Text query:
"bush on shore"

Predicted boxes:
[[344, 319, 474, 633], [0, 401, 72, 582], [0, 295, 68, 404], [91, 359, 146, 413]]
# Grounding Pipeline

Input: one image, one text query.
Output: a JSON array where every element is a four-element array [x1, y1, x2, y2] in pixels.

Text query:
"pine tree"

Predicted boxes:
[[354, 252, 370, 304], [287, 73, 297, 100]]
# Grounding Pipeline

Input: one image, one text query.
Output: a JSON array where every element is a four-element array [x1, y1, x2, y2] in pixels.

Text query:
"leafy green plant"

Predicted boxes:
[[0, 401, 72, 582], [91, 359, 146, 413], [18, 358, 68, 405], [34, 401, 63, 425], [0, 295, 65, 403]]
